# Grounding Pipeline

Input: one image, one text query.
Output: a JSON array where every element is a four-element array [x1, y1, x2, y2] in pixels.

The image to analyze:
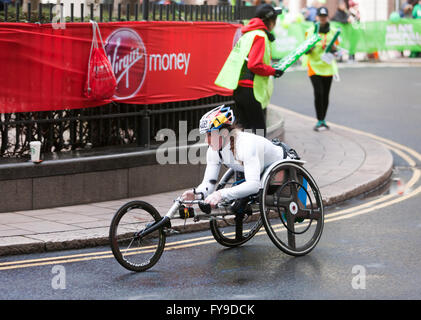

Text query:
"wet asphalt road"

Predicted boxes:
[[1, 66, 421, 300]]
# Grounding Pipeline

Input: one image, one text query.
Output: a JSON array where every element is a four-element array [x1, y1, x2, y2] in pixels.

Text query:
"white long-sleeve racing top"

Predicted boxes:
[[195, 130, 286, 201]]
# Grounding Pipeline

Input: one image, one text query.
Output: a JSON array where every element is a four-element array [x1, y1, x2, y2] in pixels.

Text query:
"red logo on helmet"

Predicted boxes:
[[105, 28, 147, 100]]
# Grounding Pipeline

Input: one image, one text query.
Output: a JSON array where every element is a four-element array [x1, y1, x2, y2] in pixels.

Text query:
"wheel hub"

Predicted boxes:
[[289, 202, 298, 215]]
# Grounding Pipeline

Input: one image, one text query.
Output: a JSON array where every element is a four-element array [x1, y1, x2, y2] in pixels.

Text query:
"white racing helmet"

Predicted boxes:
[[199, 105, 236, 134]]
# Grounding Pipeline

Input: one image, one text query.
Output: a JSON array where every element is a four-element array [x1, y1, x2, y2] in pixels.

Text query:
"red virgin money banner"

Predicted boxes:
[[0, 21, 241, 113]]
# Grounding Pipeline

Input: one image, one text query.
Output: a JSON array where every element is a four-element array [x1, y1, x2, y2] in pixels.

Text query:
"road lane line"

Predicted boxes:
[[382, 143, 416, 167], [325, 183, 421, 224], [0, 234, 216, 268]]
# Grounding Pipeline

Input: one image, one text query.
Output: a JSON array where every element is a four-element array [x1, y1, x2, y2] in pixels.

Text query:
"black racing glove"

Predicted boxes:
[[274, 69, 284, 78]]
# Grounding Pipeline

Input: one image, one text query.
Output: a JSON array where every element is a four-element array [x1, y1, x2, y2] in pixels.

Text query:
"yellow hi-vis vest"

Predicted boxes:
[[215, 29, 273, 109], [303, 26, 339, 76]]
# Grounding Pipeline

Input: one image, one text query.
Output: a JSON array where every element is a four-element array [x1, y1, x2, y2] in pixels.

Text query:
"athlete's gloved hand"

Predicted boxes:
[[181, 189, 195, 201], [274, 69, 284, 78], [205, 191, 222, 208]]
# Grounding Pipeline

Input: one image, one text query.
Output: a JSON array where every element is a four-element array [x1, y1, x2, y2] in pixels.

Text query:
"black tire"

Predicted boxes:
[[260, 162, 324, 256], [209, 169, 263, 247], [109, 200, 166, 272]]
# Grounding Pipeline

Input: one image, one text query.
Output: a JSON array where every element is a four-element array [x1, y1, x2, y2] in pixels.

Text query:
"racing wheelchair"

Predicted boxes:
[[109, 144, 324, 272]]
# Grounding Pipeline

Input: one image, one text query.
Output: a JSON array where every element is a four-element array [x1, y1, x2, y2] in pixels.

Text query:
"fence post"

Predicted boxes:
[[28, 3, 31, 22], [235, 0, 241, 20], [16, 1, 20, 22], [143, 0, 149, 21], [137, 113, 150, 148]]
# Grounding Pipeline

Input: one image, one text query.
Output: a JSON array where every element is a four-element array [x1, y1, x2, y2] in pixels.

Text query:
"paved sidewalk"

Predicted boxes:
[[0, 105, 393, 256]]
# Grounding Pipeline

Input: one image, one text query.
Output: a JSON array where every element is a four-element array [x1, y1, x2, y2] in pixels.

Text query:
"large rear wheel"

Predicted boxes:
[[261, 162, 324, 256]]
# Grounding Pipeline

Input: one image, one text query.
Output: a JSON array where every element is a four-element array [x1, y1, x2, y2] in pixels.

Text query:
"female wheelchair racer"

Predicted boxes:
[[109, 105, 324, 272]]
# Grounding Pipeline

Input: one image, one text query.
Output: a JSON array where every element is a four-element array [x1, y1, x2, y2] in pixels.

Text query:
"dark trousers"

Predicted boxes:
[[233, 86, 267, 137], [310, 75, 333, 121]]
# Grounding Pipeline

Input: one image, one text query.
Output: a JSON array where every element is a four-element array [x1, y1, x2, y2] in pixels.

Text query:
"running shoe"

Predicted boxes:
[[313, 120, 323, 132]]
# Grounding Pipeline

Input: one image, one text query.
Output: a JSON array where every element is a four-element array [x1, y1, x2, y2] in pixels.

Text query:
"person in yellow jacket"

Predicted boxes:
[[215, 4, 284, 137], [304, 7, 340, 132]]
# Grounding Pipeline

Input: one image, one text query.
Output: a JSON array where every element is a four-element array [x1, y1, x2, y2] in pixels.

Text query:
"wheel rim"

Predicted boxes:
[[211, 212, 262, 245], [261, 163, 324, 255]]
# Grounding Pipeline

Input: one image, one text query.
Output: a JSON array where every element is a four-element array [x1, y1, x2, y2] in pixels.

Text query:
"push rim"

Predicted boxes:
[[261, 162, 324, 256], [209, 169, 263, 247]]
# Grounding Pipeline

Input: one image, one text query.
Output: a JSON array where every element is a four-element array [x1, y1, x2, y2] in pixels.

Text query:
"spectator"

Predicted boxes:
[[332, 0, 351, 24], [331, 1, 349, 63], [400, 2, 413, 18], [305, 1, 320, 22], [410, 0, 421, 57], [346, 0, 360, 62], [348, 0, 360, 23], [413, 0, 421, 19]]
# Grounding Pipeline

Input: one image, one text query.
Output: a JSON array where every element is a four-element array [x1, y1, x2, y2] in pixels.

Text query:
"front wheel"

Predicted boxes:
[[260, 162, 324, 256], [109, 201, 166, 272]]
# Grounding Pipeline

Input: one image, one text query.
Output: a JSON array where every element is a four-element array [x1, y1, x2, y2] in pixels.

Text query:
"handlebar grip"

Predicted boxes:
[[198, 201, 212, 215]]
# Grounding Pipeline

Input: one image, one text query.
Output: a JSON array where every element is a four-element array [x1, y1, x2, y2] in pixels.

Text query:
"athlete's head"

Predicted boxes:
[[199, 105, 236, 151]]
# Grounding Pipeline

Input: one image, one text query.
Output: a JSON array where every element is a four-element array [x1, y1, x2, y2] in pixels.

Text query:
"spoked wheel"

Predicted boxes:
[[260, 162, 324, 256], [109, 201, 166, 272], [210, 169, 263, 247]]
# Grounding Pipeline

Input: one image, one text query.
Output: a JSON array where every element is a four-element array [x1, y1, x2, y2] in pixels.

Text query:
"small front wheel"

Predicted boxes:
[[109, 201, 166, 272]]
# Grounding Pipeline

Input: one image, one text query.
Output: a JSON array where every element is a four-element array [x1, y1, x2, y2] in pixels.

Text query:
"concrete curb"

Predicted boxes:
[[319, 125, 393, 206]]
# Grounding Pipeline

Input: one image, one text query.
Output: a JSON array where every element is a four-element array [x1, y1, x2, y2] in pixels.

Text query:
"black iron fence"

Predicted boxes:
[[0, 95, 235, 157], [0, 1, 257, 23], [0, 2, 256, 158]]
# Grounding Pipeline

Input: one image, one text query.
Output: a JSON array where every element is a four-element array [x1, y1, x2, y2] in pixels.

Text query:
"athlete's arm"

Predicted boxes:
[[218, 141, 263, 201], [195, 148, 221, 199]]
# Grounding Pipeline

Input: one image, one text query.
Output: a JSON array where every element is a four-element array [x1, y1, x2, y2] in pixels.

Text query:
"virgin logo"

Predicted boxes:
[[105, 28, 147, 100]]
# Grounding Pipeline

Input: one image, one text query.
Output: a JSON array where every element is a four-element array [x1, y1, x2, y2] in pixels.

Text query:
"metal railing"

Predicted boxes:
[[0, 1, 255, 158], [0, 1, 257, 23], [0, 95, 235, 157]]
